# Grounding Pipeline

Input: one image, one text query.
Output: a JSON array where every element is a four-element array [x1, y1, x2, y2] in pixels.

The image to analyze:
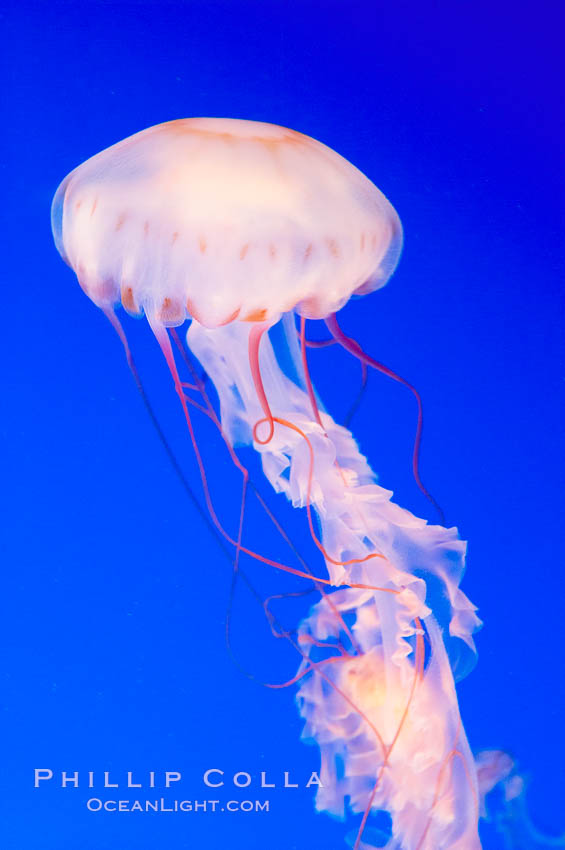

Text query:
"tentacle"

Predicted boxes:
[[325, 312, 445, 524]]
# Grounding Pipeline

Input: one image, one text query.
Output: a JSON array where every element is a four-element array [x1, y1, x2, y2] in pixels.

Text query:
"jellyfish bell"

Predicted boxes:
[[51, 117, 403, 329], [51, 118, 482, 850]]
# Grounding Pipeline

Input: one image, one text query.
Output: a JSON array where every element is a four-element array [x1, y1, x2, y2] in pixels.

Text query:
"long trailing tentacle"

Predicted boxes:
[[101, 308, 332, 684], [325, 312, 445, 525], [102, 308, 475, 849], [103, 309, 365, 678], [171, 327, 363, 658], [298, 321, 368, 427], [102, 314, 381, 712]]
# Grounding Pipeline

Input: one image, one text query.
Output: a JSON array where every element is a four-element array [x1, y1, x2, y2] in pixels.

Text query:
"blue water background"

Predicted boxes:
[[1, 1, 563, 848]]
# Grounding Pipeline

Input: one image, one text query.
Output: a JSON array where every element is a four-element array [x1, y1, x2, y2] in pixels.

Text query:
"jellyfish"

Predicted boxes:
[[51, 118, 483, 849]]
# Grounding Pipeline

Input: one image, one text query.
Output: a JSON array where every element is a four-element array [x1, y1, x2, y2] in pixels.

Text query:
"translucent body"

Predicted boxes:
[[52, 119, 487, 849], [51, 118, 402, 327]]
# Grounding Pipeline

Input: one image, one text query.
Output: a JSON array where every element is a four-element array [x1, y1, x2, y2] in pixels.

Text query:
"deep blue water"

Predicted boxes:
[[1, 2, 564, 848]]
